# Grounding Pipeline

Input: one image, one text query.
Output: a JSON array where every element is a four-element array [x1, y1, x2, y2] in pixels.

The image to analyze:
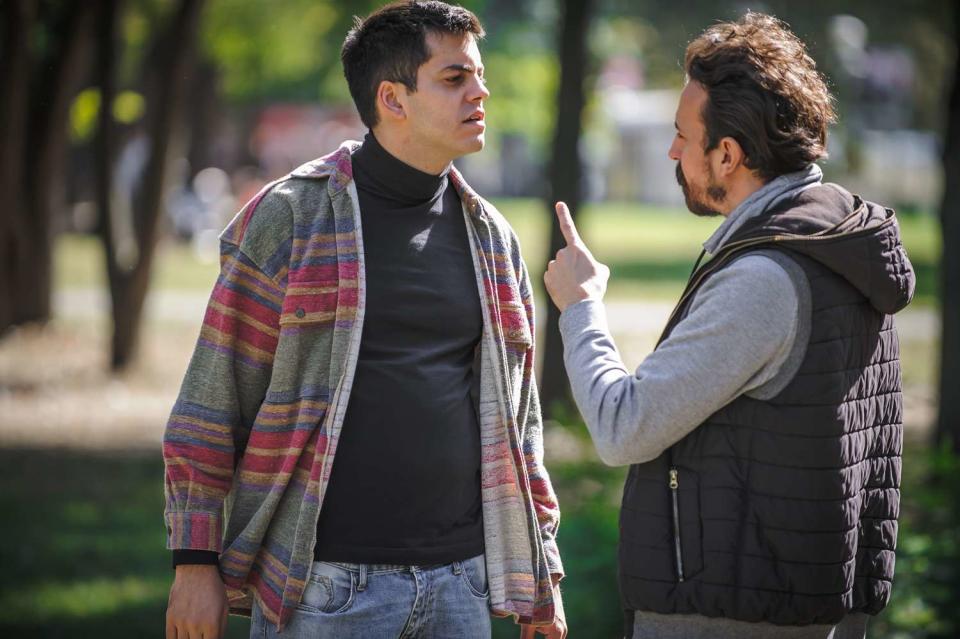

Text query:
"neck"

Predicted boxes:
[[719, 173, 767, 216], [371, 125, 452, 176]]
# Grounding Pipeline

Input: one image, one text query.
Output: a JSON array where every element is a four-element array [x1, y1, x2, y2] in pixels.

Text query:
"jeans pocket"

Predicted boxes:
[[296, 562, 355, 614], [460, 555, 489, 599]]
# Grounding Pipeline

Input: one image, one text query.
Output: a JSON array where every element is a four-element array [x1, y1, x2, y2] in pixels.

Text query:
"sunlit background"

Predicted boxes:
[[0, 1, 956, 637]]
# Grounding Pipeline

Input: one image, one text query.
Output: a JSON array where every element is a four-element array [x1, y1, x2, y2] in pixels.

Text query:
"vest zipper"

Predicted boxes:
[[669, 467, 684, 582]]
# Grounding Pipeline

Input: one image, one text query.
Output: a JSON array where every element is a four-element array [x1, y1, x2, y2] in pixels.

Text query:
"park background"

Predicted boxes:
[[0, 0, 957, 637]]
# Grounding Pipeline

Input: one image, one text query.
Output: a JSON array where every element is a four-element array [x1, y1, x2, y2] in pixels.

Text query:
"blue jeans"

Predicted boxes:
[[250, 554, 491, 638]]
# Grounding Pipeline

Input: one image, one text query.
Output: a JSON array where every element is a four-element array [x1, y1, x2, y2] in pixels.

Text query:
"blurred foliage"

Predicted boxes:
[[62, 0, 955, 165], [196, 0, 500, 104], [484, 52, 558, 149], [870, 444, 960, 638], [69, 89, 146, 142], [200, 0, 353, 103], [69, 88, 101, 142]]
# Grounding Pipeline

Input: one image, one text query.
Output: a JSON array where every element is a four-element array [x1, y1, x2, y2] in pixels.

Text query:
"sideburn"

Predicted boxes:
[[707, 183, 726, 203], [705, 163, 727, 205]]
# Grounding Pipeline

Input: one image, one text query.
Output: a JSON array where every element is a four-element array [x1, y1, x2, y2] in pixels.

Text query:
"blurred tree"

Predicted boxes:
[[200, 0, 390, 105], [539, 0, 596, 416], [0, 1, 96, 332], [95, 0, 206, 369], [937, 4, 959, 455]]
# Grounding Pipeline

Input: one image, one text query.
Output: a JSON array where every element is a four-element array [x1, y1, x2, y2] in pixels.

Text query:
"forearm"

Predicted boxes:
[[558, 257, 801, 466], [558, 300, 685, 465], [163, 242, 281, 550]]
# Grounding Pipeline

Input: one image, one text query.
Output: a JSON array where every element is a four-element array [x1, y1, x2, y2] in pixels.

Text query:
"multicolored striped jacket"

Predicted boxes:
[[163, 141, 563, 630]]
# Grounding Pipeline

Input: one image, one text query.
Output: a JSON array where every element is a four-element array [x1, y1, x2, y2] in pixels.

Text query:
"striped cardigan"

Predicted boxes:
[[163, 141, 563, 630]]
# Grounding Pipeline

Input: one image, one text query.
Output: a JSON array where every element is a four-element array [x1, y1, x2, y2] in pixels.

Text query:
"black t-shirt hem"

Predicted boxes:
[[313, 538, 485, 566]]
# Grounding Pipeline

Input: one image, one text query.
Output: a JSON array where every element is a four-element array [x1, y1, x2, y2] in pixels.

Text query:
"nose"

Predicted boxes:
[[471, 75, 490, 102], [668, 137, 681, 161]]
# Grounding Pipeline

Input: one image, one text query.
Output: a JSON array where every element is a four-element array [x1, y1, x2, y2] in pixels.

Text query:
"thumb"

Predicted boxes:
[[555, 201, 582, 246]]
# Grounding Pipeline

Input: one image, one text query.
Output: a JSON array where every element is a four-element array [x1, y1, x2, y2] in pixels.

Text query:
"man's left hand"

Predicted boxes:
[[544, 201, 609, 312], [519, 577, 567, 639]]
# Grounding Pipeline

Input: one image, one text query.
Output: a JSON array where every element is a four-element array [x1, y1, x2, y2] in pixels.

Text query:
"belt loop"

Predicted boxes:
[[452, 561, 463, 575], [357, 564, 368, 592]]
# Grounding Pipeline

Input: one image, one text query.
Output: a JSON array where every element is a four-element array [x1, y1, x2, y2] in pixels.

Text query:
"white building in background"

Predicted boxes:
[[838, 129, 942, 212], [599, 88, 685, 207], [597, 85, 942, 212]]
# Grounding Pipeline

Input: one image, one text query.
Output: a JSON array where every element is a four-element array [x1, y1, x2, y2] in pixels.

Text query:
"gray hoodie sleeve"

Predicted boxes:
[[558, 254, 803, 466]]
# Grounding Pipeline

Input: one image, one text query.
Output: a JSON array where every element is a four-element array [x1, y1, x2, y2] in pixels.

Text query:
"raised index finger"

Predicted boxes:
[[555, 201, 582, 246]]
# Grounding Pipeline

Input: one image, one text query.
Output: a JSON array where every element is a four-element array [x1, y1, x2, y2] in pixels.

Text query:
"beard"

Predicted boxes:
[[675, 163, 725, 217]]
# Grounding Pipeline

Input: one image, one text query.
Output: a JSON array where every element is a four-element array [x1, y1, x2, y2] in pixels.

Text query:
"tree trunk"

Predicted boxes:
[[94, 0, 122, 364], [539, 0, 595, 418], [0, 1, 35, 333], [99, 0, 205, 370], [936, 5, 960, 454], [0, 1, 95, 333], [20, 2, 97, 324]]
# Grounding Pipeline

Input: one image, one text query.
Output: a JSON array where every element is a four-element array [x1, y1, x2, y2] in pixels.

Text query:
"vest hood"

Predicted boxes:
[[731, 183, 916, 315]]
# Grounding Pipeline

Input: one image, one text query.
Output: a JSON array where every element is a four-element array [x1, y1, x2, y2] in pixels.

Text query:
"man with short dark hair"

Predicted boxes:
[[163, 3, 565, 638], [544, 12, 914, 639]]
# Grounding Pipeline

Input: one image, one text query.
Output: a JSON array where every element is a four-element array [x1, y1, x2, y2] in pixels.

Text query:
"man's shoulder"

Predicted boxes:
[[477, 197, 512, 232], [724, 250, 809, 299], [288, 140, 361, 185], [222, 141, 362, 248]]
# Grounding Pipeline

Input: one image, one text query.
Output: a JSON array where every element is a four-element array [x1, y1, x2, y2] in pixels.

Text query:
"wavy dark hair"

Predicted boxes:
[[685, 12, 836, 181], [341, 1, 484, 128]]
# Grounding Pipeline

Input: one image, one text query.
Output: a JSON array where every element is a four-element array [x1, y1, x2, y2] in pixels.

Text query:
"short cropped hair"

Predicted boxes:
[[685, 12, 836, 181], [341, 1, 484, 128]]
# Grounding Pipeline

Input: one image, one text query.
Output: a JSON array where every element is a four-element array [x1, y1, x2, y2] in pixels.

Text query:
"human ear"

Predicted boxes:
[[376, 81, 406, 122], [717, 136, 745, 176]]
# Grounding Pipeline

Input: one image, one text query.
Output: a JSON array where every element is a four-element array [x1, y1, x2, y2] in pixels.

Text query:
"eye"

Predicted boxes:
[[445, 75, 464, 85]]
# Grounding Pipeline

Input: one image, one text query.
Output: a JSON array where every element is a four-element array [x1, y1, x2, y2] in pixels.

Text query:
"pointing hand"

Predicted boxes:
[[543, 202, 609, 312]]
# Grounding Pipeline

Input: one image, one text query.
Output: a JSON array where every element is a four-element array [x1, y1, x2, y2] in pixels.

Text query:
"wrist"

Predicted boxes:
[[559, 291, 590, 313], [174, 564, 220, 574]]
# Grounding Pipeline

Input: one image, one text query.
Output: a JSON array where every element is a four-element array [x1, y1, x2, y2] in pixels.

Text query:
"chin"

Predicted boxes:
[[457, 136, 485, 157]]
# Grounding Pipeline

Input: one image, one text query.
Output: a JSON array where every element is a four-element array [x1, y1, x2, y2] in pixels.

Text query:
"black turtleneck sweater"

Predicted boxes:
[[312, 133, 485, 564]]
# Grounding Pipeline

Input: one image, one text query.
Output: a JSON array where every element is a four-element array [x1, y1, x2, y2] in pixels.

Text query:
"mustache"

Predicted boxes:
[[675, 163, 687, 189]]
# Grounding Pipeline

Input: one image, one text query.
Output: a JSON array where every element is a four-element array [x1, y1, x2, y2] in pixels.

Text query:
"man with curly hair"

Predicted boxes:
[[544, 12, 915, 639]]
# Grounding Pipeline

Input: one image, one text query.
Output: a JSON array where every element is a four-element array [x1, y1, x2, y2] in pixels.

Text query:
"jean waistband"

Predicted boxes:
[[313, 553, 483, 575]]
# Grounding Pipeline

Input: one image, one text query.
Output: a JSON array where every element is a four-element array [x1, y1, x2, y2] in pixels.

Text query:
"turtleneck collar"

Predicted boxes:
[[352, 131, 450, 206]]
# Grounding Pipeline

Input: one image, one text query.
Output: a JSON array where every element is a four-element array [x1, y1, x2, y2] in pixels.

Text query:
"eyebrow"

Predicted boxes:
[[441, 64, 483, 75]]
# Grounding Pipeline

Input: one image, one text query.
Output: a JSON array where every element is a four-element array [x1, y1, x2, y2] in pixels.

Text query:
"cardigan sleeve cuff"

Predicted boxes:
[[165, 511, 223, 554], [543, 536, 564, 581]]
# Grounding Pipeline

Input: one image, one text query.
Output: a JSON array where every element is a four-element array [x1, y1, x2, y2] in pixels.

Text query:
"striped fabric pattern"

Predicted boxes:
[[163, 141, 563, 631]]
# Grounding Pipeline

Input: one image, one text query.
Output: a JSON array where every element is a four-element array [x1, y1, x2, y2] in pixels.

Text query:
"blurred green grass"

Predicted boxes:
[[54, 198, 941, 305]]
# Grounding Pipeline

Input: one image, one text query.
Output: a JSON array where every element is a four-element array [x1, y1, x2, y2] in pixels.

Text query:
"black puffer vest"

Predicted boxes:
[[619, 185, 915, 626]]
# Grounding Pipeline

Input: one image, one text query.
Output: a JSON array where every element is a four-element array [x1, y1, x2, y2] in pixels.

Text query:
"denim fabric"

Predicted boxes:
[[250, 554, 491, 638]]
